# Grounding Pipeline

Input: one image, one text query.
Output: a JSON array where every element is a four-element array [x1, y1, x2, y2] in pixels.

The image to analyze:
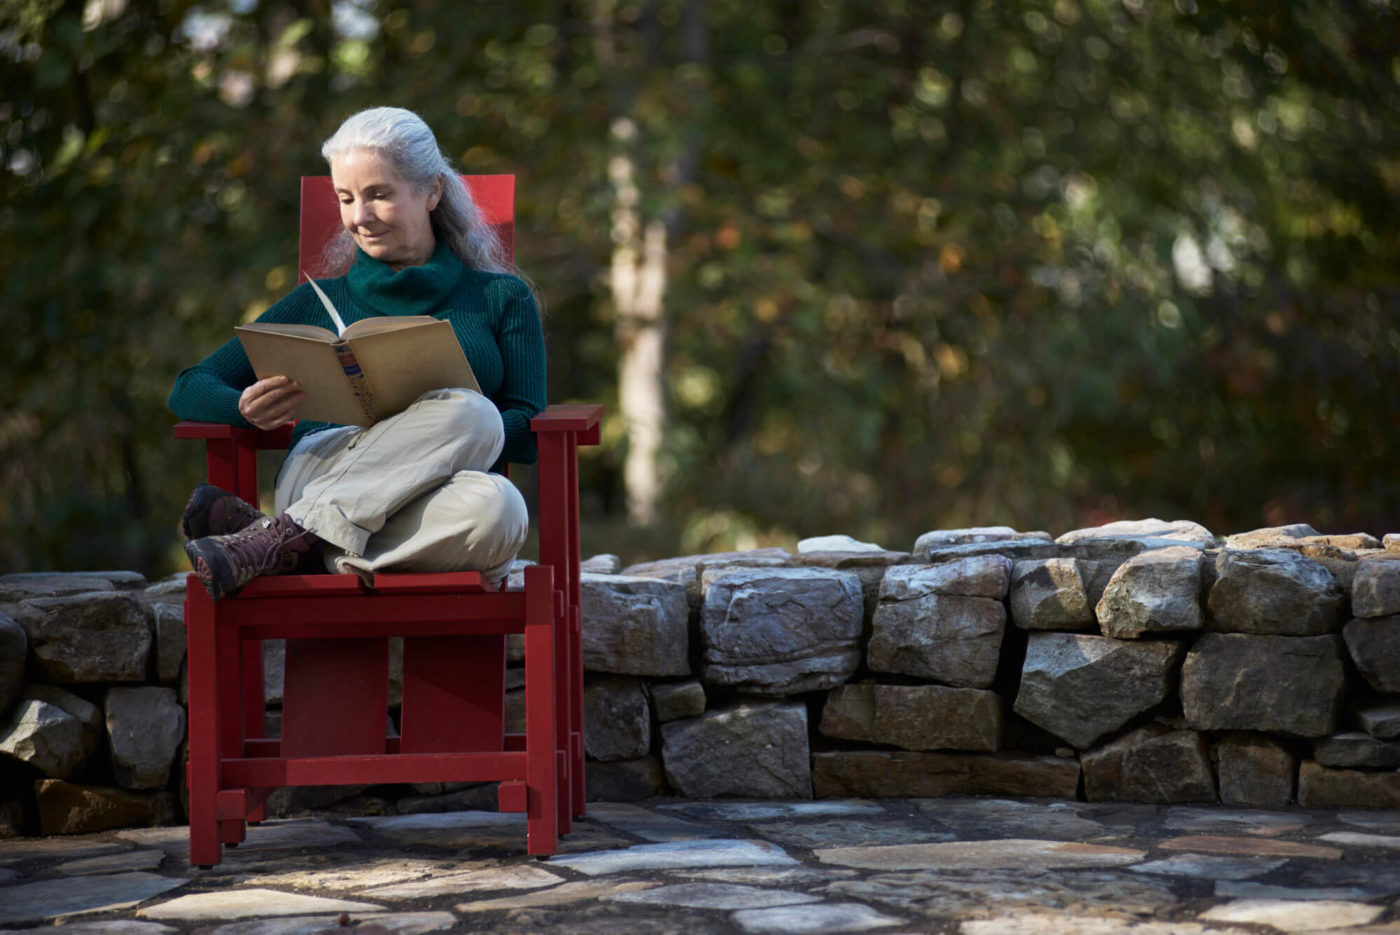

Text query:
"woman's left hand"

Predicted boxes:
[[238, 375, 306, 430]]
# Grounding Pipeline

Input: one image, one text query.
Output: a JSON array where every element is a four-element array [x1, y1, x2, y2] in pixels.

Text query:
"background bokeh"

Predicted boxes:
[[3, 0, 1398, 575]]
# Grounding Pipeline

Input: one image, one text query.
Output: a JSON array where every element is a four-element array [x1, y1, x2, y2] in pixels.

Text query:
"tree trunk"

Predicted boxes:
[[599, 0, 708, 526]]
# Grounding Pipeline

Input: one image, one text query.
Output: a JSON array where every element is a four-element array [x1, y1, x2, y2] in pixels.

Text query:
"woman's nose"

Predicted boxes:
[[351, 199, 375, 227]]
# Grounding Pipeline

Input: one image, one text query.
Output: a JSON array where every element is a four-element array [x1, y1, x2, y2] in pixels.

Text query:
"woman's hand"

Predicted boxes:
[[238, 376, 306, 430]]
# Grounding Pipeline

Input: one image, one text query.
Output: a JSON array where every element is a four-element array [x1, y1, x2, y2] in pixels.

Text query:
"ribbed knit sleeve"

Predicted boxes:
[[168, 283, 333, 430], [484, 276, 547, 465]]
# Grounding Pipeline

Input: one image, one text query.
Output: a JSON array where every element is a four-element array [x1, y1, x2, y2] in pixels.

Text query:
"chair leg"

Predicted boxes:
[[523, 566, 558, 857], [569, 604, 587, 820], [184, 580, 222, 867], [221, 818, 247, 845]]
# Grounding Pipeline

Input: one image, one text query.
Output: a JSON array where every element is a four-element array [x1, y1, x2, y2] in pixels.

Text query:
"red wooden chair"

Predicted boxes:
[[175, 175, 600, 867]]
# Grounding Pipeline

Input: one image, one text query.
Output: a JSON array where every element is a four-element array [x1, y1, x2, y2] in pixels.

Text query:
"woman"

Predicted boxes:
[[170, 107, 546, 600]]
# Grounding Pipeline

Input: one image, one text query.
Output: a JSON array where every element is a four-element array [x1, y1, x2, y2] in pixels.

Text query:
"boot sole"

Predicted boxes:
[[184, 538, 243, 601]]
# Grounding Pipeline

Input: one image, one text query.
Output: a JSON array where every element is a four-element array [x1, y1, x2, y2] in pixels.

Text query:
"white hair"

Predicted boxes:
[[319, 107, 511, 275]]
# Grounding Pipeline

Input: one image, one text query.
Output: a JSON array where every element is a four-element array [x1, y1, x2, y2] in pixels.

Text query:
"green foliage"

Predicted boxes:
[[2, 0, 1397, 573]]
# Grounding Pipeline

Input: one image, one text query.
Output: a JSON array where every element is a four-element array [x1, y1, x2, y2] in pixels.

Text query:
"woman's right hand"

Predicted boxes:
[[238, 376, 306, 430]]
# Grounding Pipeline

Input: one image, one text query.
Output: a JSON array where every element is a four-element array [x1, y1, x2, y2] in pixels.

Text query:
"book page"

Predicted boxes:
[[341, 315, 442, 338], [348, 319, 481, 418], [235, 326, 374, 426], [238, 322, 339, 342]]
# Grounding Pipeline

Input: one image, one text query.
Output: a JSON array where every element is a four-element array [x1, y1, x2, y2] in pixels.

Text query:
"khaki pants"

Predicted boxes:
[[274, 388, 528, 587]]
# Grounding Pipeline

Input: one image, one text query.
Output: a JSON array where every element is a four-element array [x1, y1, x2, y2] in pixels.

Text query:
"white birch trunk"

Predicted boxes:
[[609, 116, 669, 525]]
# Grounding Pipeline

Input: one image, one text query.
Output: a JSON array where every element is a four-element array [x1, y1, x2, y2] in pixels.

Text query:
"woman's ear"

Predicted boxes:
[[428, 175, 444, 212]]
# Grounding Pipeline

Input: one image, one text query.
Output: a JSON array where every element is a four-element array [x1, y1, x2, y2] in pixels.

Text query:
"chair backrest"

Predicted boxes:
[[298, 175, 516, 278]]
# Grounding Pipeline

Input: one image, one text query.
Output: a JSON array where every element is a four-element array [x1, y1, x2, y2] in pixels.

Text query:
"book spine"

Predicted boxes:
[[332, 340, 377, 423]]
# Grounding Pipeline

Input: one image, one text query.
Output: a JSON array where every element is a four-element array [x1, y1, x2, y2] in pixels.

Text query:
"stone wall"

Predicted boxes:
[[2, 519, 1398, 836]]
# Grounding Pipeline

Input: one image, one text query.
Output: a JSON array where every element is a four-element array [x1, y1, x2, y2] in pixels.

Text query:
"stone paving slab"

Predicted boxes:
[[187, 913, 457, 935], [549, 838, 799, 874], [813, 838, 1145, 871], [0, 871, 188, 926], [135, 890, 383, 922], [1199, 897, 1386, 931], [730, 902, 904, 934], [2, 796, 1400, 933], [58, 849, 168, 875], [4, 923, 178, 935], [602, 881, 821, 910], [359, 862, 564, 899]]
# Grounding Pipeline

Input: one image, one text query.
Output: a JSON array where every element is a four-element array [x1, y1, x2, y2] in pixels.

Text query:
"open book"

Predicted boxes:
[[235, 278, 480, 427]]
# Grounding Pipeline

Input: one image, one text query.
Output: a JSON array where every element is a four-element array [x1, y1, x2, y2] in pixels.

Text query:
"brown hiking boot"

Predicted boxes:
[[184, 513, 317, 600], [181, 483, 265, 540]]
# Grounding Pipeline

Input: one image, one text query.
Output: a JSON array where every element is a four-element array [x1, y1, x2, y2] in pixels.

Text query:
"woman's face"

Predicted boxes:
[[330, 149, 442, 270]]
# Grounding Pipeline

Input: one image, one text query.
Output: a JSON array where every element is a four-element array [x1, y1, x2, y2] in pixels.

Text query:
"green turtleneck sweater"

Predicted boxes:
[[169, 241, 547, 464]]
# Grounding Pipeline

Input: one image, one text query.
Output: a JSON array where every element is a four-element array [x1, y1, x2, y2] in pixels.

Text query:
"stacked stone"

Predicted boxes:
[[3, 519, 1398, 838], [0, 572, 187, 836], [575, 520, 1400, 808]]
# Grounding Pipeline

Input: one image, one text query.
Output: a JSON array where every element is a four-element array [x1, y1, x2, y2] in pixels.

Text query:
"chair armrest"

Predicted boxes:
[[174, 421, 296, 450], [173, 421, 294, 504], [531, 404, 603, 446]]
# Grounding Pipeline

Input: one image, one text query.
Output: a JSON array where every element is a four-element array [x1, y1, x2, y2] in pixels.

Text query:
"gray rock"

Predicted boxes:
[[105, 687, 185, 790], [921, 539, 1067, 566], [661, 701, 811, 798], [915, 526, 1051, 551], [0, 613, 27, 714], [1387, 533, 1400, 551], [1206, 548, 1345, 635], [1095, 546, 1204, 638], [818, 683, 1001, 752], [586, 756, 667, 802], [1226, 538, 1364, 592], [1314, 732, 1400, 769], [1057, 518, 1216, 546], [1353, 557, 1400, 618], [650, 680, 706, 722], [790, 550, 910, 628], [1298, 761, 1400, 808], [1181, 632, 1346, 737], [149, 604, 185, 686], [580, 553, 622, 575], [798, 534, 886, 553], [26, 683, 103, 731], [0, 571, 143, 602], [0, 696, 100, 778], [880, 556, 1012, 600], [1342, 615, 1400, 692], [868, 559, 1011, 689], [1224, 524, 1320, 547], [1077, 560, 1121, 606], [1081, 725, 1216, 804], [142, 572, 189, 597], [35, 780, 179, 835], [700, 568, 863, 695], [811, 751, 1081, 799], [13, 592, 151, 683], [581, 574, 690, 677], [584, 676, 651, 762], [263, 639, 285, 705], [1013, 633, 1185, 749], [1008, 559, 1094, 630], [1358, 703, 1400, 740], [622, 549, 792, 610], [1215, 733, 1297, 807]]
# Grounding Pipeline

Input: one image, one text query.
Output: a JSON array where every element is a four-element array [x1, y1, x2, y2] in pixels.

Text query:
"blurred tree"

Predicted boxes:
[[1, 0, 1396, 574]]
